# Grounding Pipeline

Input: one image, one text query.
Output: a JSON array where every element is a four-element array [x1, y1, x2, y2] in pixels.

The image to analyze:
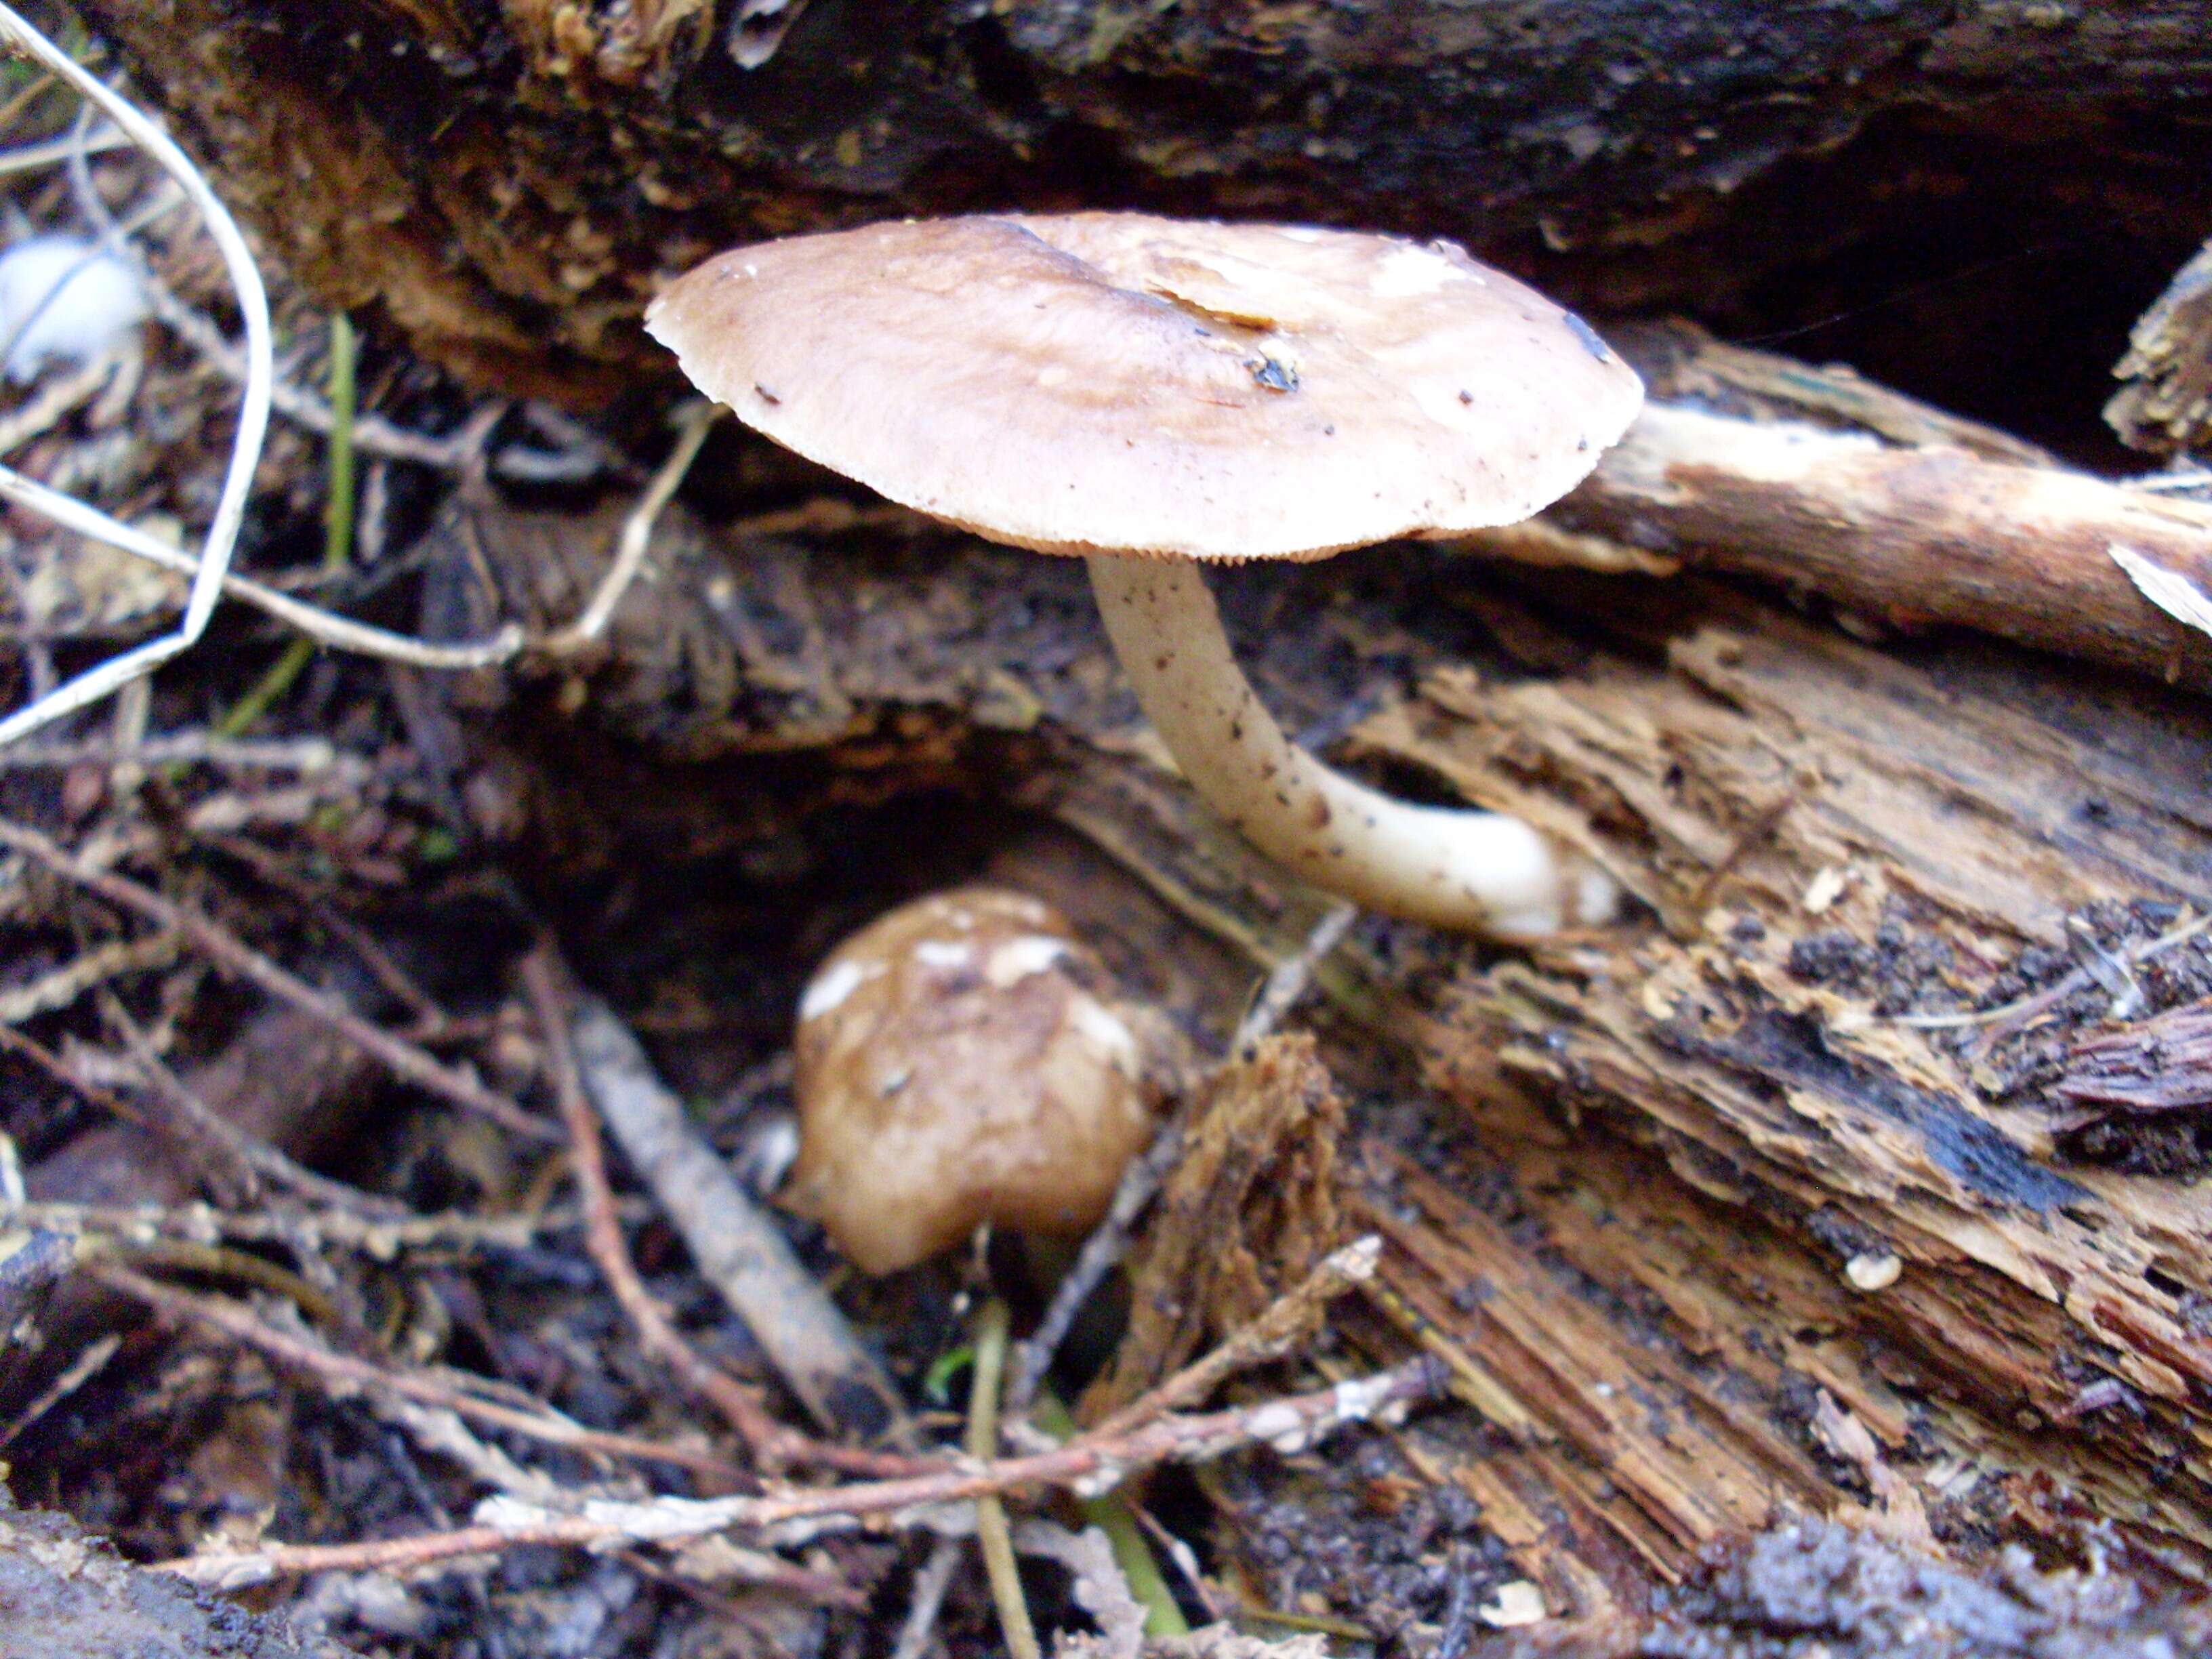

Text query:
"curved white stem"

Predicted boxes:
[[1086, 556, 1614, 939]]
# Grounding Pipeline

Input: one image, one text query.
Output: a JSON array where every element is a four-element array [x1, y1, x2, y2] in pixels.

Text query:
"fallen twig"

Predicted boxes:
[[155, 1356, 1445, 1587], [96, 1263, 745, 1479], [0, 462, 526, 669], [1891, 906, 2211, 1039], [1490, 359, 2212, 688], [1233, 902, 1357, 1057], [0, 928, 178, 1024], [3, 1195, 592, 1254], [890, 1536, 966, 1659], [523, 948, 929, 1479], [104, 996, 408, 1218], [0, 1330, 117, 1451], [0, 817, 556, 1141], [0, 349, 121, 456], [1004, 1117, 1186, 1417], [0, 733, 363, 775], [1086, 1235, 1381, 1439], [1010, 903, 1357, 1416], [0, 123, 129, 175], [540, 403, 719, 652], [567, 996, 909, 1437]]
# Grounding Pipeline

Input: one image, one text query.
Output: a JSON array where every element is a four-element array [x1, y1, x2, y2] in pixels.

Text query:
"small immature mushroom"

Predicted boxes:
[[647, 213, 1642, 937], [785, 886, 1167, 1275]]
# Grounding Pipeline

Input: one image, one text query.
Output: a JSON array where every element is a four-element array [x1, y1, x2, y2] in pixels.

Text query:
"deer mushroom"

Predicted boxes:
[[785, 887, 1168, 1275], [646, 213, 1641, 937]]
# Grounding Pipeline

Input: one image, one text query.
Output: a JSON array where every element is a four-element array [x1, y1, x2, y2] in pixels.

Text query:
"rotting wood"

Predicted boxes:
[[1349, 593, 2212, 1570], [1081, 1035, 1349, 1422], [399, 358, 2212, 1588], [1462, 1518, 2212, 1659], [2057, 996, 2212, 1116]]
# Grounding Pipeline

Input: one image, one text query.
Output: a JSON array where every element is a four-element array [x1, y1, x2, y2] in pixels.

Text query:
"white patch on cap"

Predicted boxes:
[[913, 940, 974, 970], [798, 958, 874, 1021], [1069, 995, 1141, 1074], [983, 934, 1070, 987], [1277, 227, 1326, 243], [1369, 243, 1465, 299]]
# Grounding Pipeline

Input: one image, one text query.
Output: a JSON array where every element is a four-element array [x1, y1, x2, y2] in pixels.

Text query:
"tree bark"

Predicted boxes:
[[70, 0, 2212, 411]]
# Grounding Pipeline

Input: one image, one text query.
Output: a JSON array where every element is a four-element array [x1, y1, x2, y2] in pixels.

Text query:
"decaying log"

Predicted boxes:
[[68, 1, 2212, 403], [1473, 327, 2212, 689], [1356, 593, 2212, 1571], [0, 1490, 358, 1659], [415, 390, 2212, 1587]]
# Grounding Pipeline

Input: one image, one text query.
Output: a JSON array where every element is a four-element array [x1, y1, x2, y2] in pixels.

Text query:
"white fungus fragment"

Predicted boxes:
[[0, 235, 147, 382], [1845, 1250, 1902, 1292], [798, 957, 871, 1020], [1368, 241, 1464, 298], [1478, 1582, 1547, 1628], [1069, 994, 1141, 1073], [983, 933, 1070, 986], [1801, 865, 1849, 914]]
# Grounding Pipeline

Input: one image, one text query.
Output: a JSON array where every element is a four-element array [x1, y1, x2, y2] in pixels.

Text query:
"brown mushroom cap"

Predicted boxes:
[[644, 212, 1643, 562], [785, 886, 1166, 1275]]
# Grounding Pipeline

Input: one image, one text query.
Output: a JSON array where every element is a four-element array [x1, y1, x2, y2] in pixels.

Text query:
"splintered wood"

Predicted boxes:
[[1346, 588, 2212, 1573], [1083, 1036, 1349, 1420]]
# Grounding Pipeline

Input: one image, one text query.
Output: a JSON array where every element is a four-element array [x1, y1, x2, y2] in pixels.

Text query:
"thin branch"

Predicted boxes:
[[95, 1263, 745, 1479], [566, 996, 909, 1435], [4, 1195, 595, 1254], [0, 462, 525, 668], [105, 996, 409, 1218], [1005, 1117, 1185, 1416], [521, 946, 931, 1481], [1232, 902, 1357, 1055], [541, 403, 719, 652], [0, 817, 556, 1141], [1086, 1235, 1382, 1439], [0, 123, 129, 174], [155, 1356, 1446, 1586], [0, 1331, 119, 1450], [890, 1536, 965, 1659], [1890, 906, 2212, 1036], [0, 349, 117, 456], [0, 928, 178, 1024], [0, 733, 361, 774]]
